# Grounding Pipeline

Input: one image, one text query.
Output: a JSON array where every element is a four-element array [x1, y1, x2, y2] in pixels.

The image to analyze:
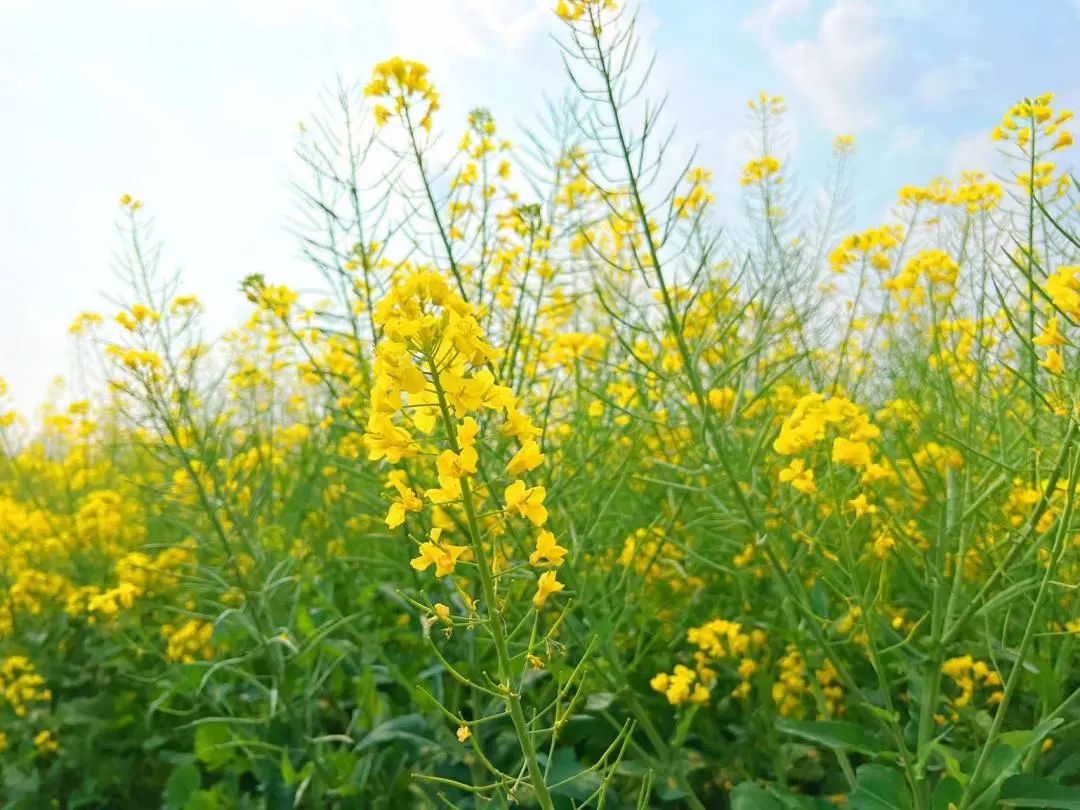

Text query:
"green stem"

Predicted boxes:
[[427, 354, 555, 810]]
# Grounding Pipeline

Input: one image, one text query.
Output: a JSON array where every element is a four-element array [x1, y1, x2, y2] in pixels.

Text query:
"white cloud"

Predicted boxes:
[[743, 0, 892, 133], [887, 0, 932, 19], [947, 130, 1000, 177], [916, 55, 987, 104], [0, 0, 558, 413], [740, 0, 812, 32], [889, 125, 926, 153]]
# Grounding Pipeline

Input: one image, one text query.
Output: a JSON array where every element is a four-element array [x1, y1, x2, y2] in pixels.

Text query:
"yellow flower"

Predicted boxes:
[[529, 530, 567, 567], [384, 471, 423, 529], [651, 664, 707, 706], [554, 0, 617, 22], [364, 57, 440, 130], [426, 446, 479, 503], [437, 446, 478, 479], [872, 531, 896, 559], [410, 529, 469, 578], [778, 458, 816, 494], [162, 620, 215, 663], [433, 603, 452, 624], [507, 440, 545, 476], [740, 155, 782, 186], [832, 437, 872, 468], [456, 725, 471, 743], [847, 493, 876, 517], [1045, 266, 1080, 320], [533, 570, 564, 607], [1040, 349, 1064, 376], [706, 387, 736, 413], [363, 417, 418, 463], [33, 730, 58, 755], [504, 480, 549, 526], [833, 134, 855, 154], [457, 417, 479, 448], [1034, 317, 1066, 347], [649, 672, 670, 693]]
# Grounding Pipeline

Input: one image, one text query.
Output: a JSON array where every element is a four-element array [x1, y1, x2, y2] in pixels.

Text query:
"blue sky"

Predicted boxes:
[[1, 0, 1078, 411]]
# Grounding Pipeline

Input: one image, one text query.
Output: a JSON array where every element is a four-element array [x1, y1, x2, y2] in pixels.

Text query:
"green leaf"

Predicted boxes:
[[810, 579, 830, 618], [999, 775, 1080, 808], [933, 742, 969, 786], [355, 713, 434, 753], [2, 765, 42, 799], [849, 765, 913, 810], [163, 763, 201, 810], [729, 782, 827, 809], [545, 747, 602, 801], [280, 750, 298, 786], [776, 719, 884, 756], [730, 782, 784, 810], [930, 777, 962, 810], [585, 691, 615, 712], [194, 723, 233, 771], [999, 717, 1063, 757]]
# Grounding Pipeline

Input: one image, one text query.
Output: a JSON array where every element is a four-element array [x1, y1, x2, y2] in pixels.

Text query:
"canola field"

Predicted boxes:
[[1, 2, 1079, 807]]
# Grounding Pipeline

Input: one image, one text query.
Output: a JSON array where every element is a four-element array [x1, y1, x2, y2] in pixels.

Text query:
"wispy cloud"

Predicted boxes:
[[948, 130, 999, 177], [916, 55, 988, 104], [888, 125, 927, 153], [742, 0, 893, 133]]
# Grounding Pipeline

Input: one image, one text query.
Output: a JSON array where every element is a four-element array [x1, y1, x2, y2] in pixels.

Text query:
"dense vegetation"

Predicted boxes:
[[2, 2, 1079, 807]]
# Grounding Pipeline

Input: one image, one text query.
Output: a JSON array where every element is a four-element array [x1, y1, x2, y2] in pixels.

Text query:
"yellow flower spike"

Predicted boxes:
[[364, 57, 439, 129], [740, 155, 782, 186], [833, 134, 855, 155], [554, 0, 618, 23]]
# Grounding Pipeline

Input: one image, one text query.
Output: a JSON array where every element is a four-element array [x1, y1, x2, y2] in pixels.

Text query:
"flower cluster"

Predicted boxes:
[[991, 93, 1073, 153], [940, 655, 1003, 722], [364, 57, 440, 130], [883, 248, 961, 311], [773, 393, 881, 471], [162, 619, 215, 664], [0, 656, 51, 717], [651, 618, 764, 706], [363, 269, 565, 609], [554, 0, 617, 23], [740, 155, 781, 187], [828, 225, 903, 274]]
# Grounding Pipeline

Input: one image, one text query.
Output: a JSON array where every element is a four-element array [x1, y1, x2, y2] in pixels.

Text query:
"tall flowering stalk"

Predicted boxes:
[[363, 269, 563, 808]]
